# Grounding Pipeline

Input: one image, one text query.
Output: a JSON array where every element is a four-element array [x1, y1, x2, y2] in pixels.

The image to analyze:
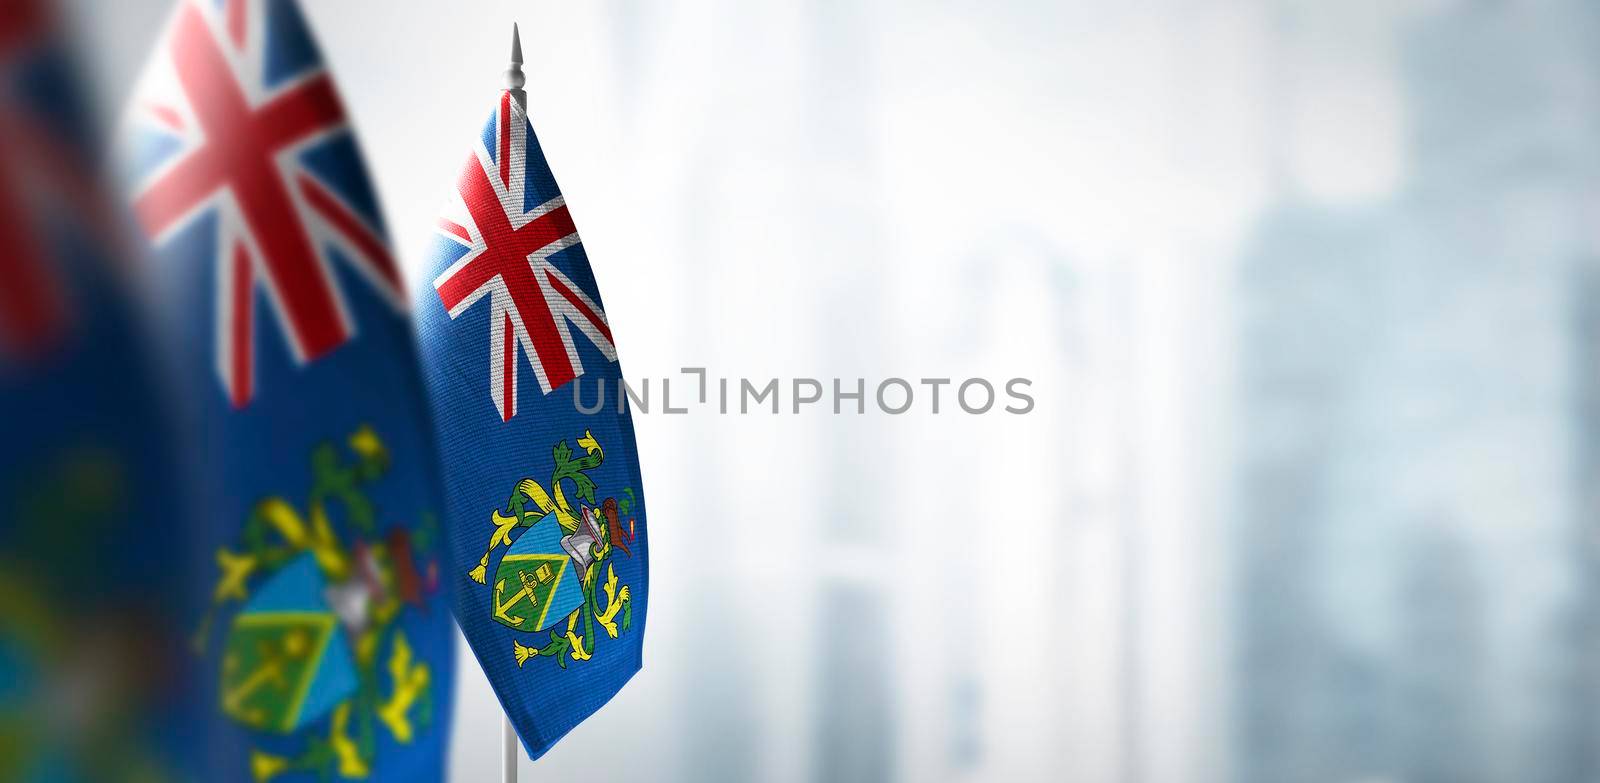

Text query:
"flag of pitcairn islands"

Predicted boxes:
[[0, 0, 195, 776], [410, 84, 650, 759], [117, 1, 454, 780]]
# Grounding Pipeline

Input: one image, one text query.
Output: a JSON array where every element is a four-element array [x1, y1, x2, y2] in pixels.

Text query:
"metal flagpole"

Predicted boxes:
[[506, 22, 528, 112], [502, 715, 518, 783], [501, 23, 526, 783]]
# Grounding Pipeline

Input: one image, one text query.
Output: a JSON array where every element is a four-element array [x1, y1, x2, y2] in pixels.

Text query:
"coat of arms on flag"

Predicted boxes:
[[196, 425, 445, 781], [469, 430, 637, 669], [409, 45, 650, 758], [117, 0, 455, 779]]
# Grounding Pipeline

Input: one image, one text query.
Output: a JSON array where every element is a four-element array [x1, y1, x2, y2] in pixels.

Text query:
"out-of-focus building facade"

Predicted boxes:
[[1233, 1, 1600, 781]]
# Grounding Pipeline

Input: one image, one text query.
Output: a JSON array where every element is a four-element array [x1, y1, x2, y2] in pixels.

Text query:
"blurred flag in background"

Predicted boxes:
[[0, 0, 193, 779], [410, 67, 649, 759], [116, 0, 454, 779]]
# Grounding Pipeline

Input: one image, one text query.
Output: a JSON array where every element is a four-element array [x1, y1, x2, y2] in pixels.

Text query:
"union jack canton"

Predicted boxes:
[[430, 90, 617, 422], [123, 0, 402, 407]]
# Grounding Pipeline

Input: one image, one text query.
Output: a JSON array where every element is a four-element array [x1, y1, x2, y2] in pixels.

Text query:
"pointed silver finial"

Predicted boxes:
[[505, 23, 527, 112]]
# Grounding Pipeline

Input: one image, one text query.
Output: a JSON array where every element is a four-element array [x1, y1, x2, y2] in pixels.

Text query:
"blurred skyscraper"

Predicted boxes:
[[1233, 1, 1600, 781], [805, 2, 896, 781], [1565, 263, 1600, 782]]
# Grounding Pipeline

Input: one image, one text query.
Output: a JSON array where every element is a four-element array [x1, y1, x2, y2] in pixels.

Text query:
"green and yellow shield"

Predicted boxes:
[[490, 513, 582, 632]]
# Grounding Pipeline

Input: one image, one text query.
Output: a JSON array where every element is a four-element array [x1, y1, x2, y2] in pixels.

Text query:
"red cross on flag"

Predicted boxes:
[[431, 91, 616, 422], [122, 0, 401, 407]]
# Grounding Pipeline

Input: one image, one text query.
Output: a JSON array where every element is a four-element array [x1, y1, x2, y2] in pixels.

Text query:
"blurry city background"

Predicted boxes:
[[42, 0, 1599, 780]]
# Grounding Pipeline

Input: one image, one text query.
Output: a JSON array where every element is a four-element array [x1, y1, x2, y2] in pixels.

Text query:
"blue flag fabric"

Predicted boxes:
[[0, 3, 196, 777], [118, 1, 454, 779], [411, 90, 650, 759]]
